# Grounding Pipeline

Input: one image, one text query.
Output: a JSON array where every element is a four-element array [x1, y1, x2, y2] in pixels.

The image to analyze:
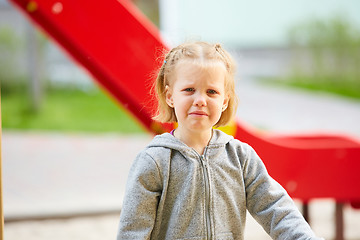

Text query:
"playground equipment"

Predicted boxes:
[[9, 0, 360, 239]]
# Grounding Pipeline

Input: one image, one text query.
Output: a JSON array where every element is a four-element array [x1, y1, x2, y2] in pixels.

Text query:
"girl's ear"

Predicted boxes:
[[165, 85, 174, 108], [222, 95, 230, 112]]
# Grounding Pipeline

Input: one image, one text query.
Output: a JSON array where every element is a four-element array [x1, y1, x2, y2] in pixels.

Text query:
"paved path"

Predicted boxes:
[[2, 132, 151, 219], [3, 80, 360, 239], [237, 79, 360, 138]]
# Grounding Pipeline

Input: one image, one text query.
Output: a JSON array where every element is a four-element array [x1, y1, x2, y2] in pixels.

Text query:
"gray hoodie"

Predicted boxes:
[[117, 129, 322, 240]]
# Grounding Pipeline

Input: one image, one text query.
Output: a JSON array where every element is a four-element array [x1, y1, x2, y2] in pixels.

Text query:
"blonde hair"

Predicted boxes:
[[153, 41, 238, 127]]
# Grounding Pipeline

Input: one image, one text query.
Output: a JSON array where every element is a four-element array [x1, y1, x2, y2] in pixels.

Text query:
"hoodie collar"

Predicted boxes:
[[148, 129, 233, 158]]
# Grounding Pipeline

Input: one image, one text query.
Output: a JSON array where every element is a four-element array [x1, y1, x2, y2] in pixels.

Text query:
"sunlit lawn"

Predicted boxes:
[[264, 76, 360, 101], [1, 88, 146, 134]]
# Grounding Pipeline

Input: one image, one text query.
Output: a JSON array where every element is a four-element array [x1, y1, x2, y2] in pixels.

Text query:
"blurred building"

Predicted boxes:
[[159, 0, 360, 48], [1, 0, 360, 87]]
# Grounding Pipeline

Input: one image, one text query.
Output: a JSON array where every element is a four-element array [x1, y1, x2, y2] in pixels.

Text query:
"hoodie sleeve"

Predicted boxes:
[[242, 144, 323, 240], [117, 150, 162, 240]]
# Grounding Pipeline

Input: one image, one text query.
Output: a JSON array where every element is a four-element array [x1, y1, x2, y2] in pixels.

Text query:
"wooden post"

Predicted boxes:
[[0, 92, 4, 239], [335, 202, 344, 240], [302, 201, 310, 225]]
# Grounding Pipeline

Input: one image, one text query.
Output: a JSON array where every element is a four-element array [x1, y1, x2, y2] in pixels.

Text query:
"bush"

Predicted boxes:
[[284, 14, 360, 99], [0, 27, 27, 95]]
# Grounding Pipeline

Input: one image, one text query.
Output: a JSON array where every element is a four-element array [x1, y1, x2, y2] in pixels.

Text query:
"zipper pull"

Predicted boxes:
[[201, 156, 208, 168]]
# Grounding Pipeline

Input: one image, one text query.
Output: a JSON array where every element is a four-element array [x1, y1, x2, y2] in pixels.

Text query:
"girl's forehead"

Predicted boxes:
[[176, 60, 226, 72], [173, 61, 226, 83]]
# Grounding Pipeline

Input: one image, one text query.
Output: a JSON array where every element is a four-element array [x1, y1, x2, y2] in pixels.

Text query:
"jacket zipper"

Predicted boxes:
[[200, 151, 212, 240]]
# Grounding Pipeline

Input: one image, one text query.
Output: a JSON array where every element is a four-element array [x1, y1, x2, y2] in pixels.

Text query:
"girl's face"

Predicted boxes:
[[166, 62, 229, 134]]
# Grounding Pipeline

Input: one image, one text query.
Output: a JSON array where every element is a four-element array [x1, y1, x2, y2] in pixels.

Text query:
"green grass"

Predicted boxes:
[[1, 88, 146, 134], [264, 76, 360, 101]]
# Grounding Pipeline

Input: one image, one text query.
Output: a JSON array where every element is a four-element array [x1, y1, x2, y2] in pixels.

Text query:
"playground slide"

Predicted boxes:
[[10, 0, 360, 203]]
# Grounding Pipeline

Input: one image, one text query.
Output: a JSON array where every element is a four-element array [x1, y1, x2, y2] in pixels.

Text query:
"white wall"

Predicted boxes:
[[159, 0, 360, 48]]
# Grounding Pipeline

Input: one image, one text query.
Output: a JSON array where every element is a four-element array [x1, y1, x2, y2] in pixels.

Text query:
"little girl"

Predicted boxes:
[[117, 42, 322, 239]]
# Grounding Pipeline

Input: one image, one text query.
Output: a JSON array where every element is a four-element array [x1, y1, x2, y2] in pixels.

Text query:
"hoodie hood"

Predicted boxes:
[[148, 129, 234, 158]]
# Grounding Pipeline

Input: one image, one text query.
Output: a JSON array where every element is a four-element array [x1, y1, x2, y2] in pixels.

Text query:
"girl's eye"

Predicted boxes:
[[183, 88, 195, 92], [207, 89, 218, 95]]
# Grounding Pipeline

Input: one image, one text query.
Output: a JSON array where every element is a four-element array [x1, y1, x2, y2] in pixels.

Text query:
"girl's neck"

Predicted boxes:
[[174, 127, 213, 155]]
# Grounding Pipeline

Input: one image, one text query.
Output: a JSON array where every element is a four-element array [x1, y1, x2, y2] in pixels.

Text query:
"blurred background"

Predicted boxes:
[[1, 0, 360, 239]]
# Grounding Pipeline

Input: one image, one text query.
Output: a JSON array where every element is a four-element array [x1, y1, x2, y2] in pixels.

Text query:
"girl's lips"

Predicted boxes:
[[189, 110, 208, 116]]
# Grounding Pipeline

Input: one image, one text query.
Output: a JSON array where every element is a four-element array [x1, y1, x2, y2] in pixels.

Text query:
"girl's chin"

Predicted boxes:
[[183, 123, 213, 133]]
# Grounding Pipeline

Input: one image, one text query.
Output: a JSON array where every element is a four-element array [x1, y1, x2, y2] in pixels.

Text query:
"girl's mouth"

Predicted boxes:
[[189, 110, 208, 116]]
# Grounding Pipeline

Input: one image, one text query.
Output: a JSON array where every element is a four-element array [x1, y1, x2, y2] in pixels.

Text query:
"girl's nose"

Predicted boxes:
[[193, 93, 207, 107]]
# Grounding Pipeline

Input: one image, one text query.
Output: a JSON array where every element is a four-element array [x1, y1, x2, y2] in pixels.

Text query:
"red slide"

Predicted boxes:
[[10, 0, 360, 204]]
